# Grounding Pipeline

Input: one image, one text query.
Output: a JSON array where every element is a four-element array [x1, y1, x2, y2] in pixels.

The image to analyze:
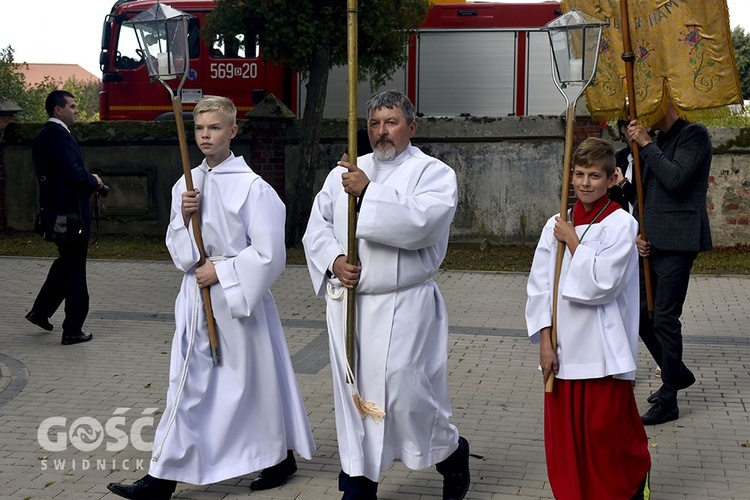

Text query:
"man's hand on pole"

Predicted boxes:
[[333, 255, 361, 289], [339, 153, 370, 197], [636, 234, 651, 258], [626, 120, 653, 148]]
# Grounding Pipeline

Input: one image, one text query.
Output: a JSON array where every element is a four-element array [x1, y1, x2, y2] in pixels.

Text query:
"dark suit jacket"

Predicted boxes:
[[638, 119, 713, 252], [32, 121, 98, 225]]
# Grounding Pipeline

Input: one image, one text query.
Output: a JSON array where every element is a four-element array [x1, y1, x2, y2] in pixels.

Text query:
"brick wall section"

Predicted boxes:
[[574, 118, 604, 144], [707, 158, 750, 235], [248, 119, 287, 201], [566, 117, 605, 207], [244, 94, 296, 202]]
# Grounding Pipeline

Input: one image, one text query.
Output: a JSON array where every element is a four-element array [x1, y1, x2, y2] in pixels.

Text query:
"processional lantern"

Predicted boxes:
[[124, 1, 193, 94], [125, 2, 221, 366], [541, 9, 607, 394], [544, 8, 607, 101]]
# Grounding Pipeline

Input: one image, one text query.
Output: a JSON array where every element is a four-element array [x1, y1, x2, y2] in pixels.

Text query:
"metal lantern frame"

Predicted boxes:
[[124, 1, 193, 95], [543, 8, 608, 108]]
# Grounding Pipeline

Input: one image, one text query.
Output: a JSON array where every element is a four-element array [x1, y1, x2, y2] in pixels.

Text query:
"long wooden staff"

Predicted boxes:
[[345, 0, 358, 385], [343, 1, 384, 421], [620, 0, 654, 316], [172, 95, 221, 366], [546, 103, 576, 394]]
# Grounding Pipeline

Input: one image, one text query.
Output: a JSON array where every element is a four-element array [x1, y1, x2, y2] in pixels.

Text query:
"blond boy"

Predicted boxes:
[[108, 96, 314, 499]]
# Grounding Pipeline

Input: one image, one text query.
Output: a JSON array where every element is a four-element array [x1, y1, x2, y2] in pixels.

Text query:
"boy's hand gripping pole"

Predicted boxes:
[[173, 96, 221, 366]]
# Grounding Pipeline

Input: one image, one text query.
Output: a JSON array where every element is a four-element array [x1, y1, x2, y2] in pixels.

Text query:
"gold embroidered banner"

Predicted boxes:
[[560, 0, 744, 125]]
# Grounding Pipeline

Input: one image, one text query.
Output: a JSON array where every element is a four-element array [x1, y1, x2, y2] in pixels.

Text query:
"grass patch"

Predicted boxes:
[[1, 231, 748, 274]]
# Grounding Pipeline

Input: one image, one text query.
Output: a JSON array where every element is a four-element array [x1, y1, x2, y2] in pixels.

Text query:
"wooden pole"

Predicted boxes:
[[620, 0, 654, 316], [172, 95, 221, 366], [545, 103, 576, 393], [345, 0, 358, 378]]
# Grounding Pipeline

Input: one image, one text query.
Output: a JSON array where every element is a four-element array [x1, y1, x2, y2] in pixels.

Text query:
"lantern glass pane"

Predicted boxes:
[[583, 26, 600, 81], [168, 18, 189, 75], [130, 19, 189, 79], [549, 29, 571, 82], [133, 22, 166, 77]]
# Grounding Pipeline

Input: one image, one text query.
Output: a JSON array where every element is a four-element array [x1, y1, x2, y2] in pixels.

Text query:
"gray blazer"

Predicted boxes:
[[639, 119, 713, 252]]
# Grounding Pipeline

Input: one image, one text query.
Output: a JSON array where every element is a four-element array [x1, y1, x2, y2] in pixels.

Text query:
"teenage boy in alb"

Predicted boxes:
[[526, 137, 651, 499], [107, 96, 314, 499]]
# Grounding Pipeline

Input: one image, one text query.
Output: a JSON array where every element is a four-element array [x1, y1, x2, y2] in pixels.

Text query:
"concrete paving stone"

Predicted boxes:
[[174, 490, 228, 499]]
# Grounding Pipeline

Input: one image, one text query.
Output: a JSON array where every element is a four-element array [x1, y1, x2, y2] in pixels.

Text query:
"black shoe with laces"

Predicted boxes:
[[647, 370, 696, 404], [25, 310, 53, 331], [107, 475, 176, 500], [641, 402, 679, 425], [61, 331, 93, 345], [436, 436, 471, 500], [250, 450, 297, 491], [339, 470, 378, 500]]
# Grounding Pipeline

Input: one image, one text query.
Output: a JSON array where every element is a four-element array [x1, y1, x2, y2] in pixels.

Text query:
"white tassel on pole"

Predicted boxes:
[[328, 282, 385, 422]]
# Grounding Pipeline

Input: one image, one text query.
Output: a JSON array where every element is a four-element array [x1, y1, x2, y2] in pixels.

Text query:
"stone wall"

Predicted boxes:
[[2, 109, 749, 246], [0, 100, 291, 239]]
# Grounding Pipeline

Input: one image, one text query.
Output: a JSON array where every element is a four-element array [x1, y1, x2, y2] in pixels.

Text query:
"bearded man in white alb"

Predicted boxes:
[[303, 89, 470, 500]]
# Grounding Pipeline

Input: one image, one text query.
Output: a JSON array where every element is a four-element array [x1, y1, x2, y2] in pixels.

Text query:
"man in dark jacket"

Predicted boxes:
[[26, 90, 104, 345], [627, 97, 712, 425]]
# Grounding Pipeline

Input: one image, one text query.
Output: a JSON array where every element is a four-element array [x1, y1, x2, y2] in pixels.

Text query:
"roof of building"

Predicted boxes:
[[18, 63, 100, 87]]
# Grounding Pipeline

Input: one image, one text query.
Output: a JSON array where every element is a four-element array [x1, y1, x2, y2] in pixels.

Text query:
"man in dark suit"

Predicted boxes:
[[26, 90, 104, 345], [627, 97, 713, 425]]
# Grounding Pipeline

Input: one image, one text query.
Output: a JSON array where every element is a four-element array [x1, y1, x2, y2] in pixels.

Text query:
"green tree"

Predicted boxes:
[[0, 45, 101, 122], [0, 45, 39, 121], [732, 26, 750, 100], [205, 0, 430, 244], [62, 76, 101, 122]]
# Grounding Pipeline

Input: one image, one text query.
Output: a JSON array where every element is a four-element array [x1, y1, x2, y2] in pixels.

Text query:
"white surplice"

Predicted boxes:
[[525, 208, 640, 380], [303, 144, 459, 481], [149, 153, 314, 485]]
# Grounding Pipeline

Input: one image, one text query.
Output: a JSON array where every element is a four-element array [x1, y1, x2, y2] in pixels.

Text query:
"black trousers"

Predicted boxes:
[[31, 231, 90, 335], [638, 248, 698, 404]]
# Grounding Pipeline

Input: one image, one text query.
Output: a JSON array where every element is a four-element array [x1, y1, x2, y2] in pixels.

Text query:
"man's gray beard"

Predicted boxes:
[[373, 144, 396, 161]]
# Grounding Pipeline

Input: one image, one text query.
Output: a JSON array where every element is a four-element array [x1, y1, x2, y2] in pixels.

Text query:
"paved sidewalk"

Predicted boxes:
[[0, 256, 749, 499]]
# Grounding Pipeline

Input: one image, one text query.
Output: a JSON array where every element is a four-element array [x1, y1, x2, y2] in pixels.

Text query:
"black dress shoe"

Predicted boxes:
[[647, 371, 696, 404], [641, 402, 679, 425], [339, 470, 378, 500], [25, 311, 53, 331], [107, 475, 176, 499], [646, 387, 663, 405], [61, 331, 93, 345], [437, 436, 471, 500], [250, 450, 297, 491]]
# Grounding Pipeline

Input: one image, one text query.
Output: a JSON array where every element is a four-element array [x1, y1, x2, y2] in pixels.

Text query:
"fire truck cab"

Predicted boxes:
[[99, 0, 565, 120]]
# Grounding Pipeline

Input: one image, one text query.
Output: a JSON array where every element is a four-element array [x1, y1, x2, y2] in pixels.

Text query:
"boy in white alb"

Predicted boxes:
[[108, 96, 315, 499], [525, 137, 651, 499]]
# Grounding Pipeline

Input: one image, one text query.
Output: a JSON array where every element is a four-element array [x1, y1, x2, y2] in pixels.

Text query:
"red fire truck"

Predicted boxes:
[[99, 0, 564, 120]]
